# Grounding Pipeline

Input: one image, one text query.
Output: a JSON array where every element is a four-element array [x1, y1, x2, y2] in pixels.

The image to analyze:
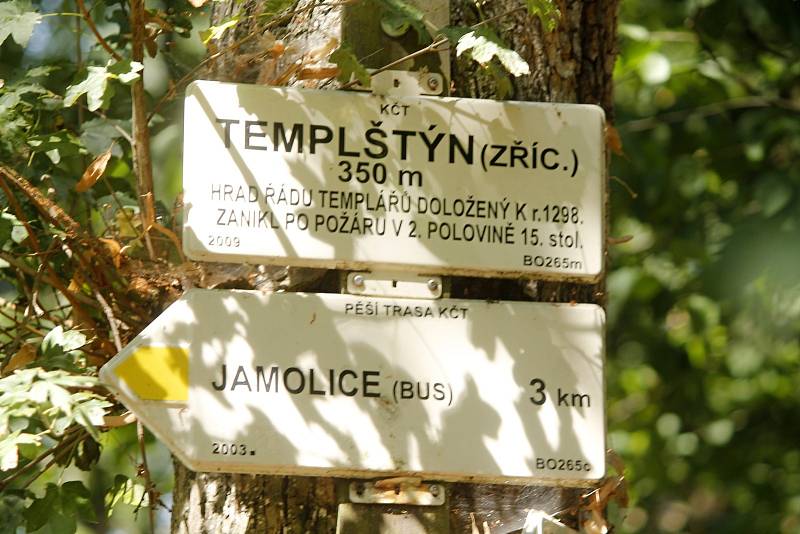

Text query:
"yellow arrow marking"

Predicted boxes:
[[114, 346, 189, 401]]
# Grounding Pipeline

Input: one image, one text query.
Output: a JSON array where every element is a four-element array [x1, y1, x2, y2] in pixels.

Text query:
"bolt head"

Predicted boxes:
[[427, 279, 440, 292], [429, 484, 440, 497], [426, 76, 440, 91], [353, 275, 365, 288]]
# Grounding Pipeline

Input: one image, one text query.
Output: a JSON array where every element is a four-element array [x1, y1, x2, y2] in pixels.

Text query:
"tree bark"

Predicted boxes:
[[171, 1, 618, 532]]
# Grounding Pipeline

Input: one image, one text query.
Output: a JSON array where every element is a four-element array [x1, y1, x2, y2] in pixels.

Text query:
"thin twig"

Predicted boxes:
[[0, 174, 42, 253], [610, 175, 637, 199], [137, 422, 156, 534], [76, 0, 122, 61], [23, 239, 59, 321], [339, 38, 450, 89], [0, 166, 82, 236], [78, 104, 134, 144], [0, 428, 85, 490], [101, 175, 145, 242], [93, 289, 122, 352], [0, 307, 47, 337], [0, 251, 99, 310]]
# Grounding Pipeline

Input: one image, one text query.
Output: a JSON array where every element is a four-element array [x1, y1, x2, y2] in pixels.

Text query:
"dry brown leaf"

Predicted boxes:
[[145, 35, 158, 58], [2, 343, 37, 375], [297, 66, 340, 80], [99, 237, 122, 268], [68, 271, 86, 293], [606, 124, 624, 156], [76, 146, 112, 192], [608, 234, 634, 245], [103, 411, 137, 427], [307, 37, 339, 62], [608, 448, 626, 475]]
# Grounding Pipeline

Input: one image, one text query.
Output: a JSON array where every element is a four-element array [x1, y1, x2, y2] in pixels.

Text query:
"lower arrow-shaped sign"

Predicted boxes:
[[100, 289, 605, 484]]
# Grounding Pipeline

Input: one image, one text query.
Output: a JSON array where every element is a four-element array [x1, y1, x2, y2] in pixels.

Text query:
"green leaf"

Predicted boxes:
[[200, 17, 239, 44], [64, 66, 110, 111], [0, 492, 27, 534], [80, 117, 130, 157], [27, 131, 83, 161], [373, 0, 430, 44], [24, 484, 78, 534], [524, 0, 560, 32], [330, 46, 370, 86], [455, 31, 530, 77], [72, 395, 112, 440], [107, 60, 143, 85], [486, 62, 513, 100], [380, 12, 411, 38], [262, 0, 295, 14], [0, 212, 13, 243], [0, 431, 40, 470], [441, 25, 471, 44], [374, 0, 423, 22], [73, 435, 100, 471], [24, 484, 59, 531], [26, 65, 59, 78], [10, 224, 27, 243], [755, 175, 792, 217], [105, 475, 149, 517], [60, 481, 95, 522], [1, 212, 27, 244], [41, 326, 87, 358], [64, 60, 144, 110], [0, 0, 42, 48]]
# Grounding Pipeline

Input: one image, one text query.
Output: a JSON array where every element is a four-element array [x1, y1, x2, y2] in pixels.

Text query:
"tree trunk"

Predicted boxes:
[[170, 1, 618, 532]]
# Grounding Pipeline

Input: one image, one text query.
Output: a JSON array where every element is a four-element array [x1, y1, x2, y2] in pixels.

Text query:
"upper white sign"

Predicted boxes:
[[100, 289, 606, 483], [183, 81, 605, 280]]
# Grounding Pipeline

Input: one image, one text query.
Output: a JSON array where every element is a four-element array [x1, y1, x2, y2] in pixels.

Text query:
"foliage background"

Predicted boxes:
[[0, 0, 799, 532]]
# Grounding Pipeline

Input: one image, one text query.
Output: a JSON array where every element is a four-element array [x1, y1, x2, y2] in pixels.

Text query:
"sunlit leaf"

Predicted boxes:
[[200, 18, 239, 44], [456, 31, 530, 77], [42, 326, 87, 357], [0, 431, 40, 471], [105, 475, 149, 516], [64, 66, 109, 111], [0, 0, 42, 48], [107, 60, 144, 85]]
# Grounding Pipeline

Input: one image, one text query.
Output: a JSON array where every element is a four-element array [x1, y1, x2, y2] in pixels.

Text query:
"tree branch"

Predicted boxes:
[[130, 0, 156, 259], [76, 0, 122, 61]]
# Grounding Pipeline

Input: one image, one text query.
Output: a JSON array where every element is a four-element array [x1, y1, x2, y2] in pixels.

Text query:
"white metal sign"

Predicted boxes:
[[182, 81, 605, 280], [100, 289, 606, 483]]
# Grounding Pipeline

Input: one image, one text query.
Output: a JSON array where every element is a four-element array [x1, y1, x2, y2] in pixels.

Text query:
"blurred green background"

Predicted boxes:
[[2, 0, 799, 532], [609, 1, 800, 532]]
